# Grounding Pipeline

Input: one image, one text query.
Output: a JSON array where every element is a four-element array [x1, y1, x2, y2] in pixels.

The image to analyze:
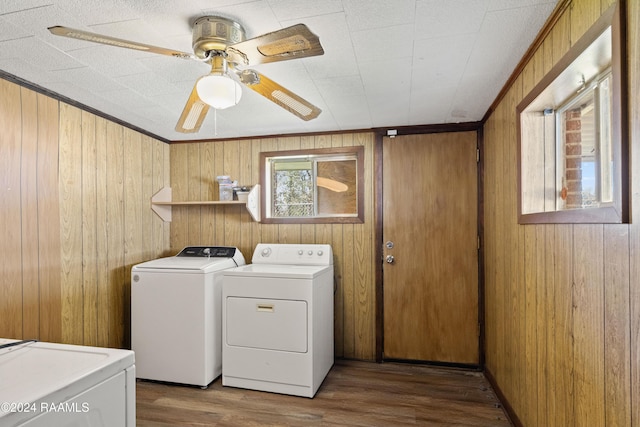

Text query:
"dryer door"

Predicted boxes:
[[226, 297, 308, 353]]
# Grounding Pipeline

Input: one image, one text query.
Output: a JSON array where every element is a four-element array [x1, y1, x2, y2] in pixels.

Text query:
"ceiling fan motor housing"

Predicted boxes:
[[192, 16, 246, 59]]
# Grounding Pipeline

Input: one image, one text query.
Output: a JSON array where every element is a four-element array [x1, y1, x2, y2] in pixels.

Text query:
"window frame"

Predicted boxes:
[[260, 146, 364, 224]]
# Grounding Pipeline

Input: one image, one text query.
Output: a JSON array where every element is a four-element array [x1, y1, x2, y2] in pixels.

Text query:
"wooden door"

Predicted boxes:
[[382, 132, 479, 364]]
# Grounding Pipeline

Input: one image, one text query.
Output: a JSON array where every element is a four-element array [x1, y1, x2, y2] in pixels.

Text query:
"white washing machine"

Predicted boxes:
[[222, 243, 334, 398], [0, 339, 135, 426], [131, 246, 245, 387]]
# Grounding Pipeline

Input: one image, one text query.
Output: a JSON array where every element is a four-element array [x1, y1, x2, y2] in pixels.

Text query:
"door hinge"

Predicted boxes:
[[477, 235, 481, 250], [476, 148, 480, 163]]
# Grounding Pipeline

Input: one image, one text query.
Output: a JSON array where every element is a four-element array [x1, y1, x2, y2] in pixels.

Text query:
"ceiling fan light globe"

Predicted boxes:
[[196, 75, 242, 109]]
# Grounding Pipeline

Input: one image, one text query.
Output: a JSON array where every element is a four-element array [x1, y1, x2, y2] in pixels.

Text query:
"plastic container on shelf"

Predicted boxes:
[[216, 176, 235, 201]]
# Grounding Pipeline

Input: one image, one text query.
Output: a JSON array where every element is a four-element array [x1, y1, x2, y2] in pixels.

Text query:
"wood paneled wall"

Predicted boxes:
[[169, 133, 376, 360], [0, 78, 170, 348], [483, 0, 639, 426]]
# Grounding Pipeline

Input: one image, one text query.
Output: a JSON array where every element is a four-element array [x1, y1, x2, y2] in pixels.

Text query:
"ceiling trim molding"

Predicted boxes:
[[0, 70, 171, 144], [169, 122, 483, 144]]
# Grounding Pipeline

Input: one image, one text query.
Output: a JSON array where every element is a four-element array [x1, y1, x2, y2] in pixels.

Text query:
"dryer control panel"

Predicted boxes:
[[252, 243, 333, 266], [176, 246, 237, 258]]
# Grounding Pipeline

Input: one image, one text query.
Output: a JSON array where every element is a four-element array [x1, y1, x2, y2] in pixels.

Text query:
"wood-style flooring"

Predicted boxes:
[[136, 359, 512, 426]]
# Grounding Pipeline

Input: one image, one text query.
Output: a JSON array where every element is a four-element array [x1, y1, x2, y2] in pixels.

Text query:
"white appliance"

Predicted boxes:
[[0, 339, 135, 427], [131, 246, 245, 387], [222, 243, 334, 398]]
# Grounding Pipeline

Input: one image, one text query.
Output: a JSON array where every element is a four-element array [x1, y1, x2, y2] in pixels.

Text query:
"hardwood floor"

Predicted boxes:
[[136, 360, 512, 426]]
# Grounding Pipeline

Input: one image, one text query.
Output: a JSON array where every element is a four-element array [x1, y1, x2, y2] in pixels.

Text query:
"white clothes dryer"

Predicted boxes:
[[0, 339, 135, 426], [222, 243, 334, 398], [131, 246, 245, 387]]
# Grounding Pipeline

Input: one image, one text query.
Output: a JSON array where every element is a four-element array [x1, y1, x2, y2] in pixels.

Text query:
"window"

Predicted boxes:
[[260, 147, 364, 224], [516, 2, 628, 224]]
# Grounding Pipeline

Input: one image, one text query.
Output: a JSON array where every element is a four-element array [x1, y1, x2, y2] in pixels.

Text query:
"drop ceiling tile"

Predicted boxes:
[[314, 75, 365, 100], [0, 17, 31, 41], [351, 24, 414, 63], [0, 57, 57, 86], [465, 4, 554, 77], [63, 45, 162, 78], [488, 0, 557, 11], [326, 96, 372, 130], [1, 36, 84, 71], [54, 0, 143, 26], [2, 4, 85, 40], [412, 33, 476, 84], [367, 93, 411, 126], [414, 0, 488, 39], [116, 71, 180, 98], [267, 0, 343, 21], [96, 87, 155, 110], [0, 0, 52, 14], [408, 84, 455, 124], [342, 0, 416, 32], [359, 57, 412, 96], [49, 66, 124, 93], [449, 72, 504, 121]]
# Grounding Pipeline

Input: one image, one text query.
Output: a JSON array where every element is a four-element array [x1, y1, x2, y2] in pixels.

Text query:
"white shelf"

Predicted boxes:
[[151, 184, 261, 222]]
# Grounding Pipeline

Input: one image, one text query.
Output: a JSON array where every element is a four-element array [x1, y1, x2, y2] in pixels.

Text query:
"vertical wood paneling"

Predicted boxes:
[[572, 225, 605, 427], [1, 77, 169, 348], [20, 88, 39, 340], [603, 225, 631, 426], [95, 116, 110, 348], [356, 133, 375, 360], [170, 144, 190, 251], [552, 224, 575, 427], [36, 94, 62, 343], [141, 136, 154, 260], [106, 121, 125, 348], [123, 128, 143, 348], [59, 103, 84, 345], [168, 132, 376, 360], [223, 141, 242, 246], [81, 111, 98, 346], [0, 79, 23, 339], [484, 1, 638, 426]]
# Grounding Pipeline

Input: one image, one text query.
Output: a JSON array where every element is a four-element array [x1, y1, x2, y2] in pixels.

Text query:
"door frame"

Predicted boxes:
[[373, 123, 485, 367]]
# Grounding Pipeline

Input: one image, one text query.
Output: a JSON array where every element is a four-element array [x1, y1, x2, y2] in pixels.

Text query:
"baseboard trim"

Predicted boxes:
[[483, 368, 523, 427]]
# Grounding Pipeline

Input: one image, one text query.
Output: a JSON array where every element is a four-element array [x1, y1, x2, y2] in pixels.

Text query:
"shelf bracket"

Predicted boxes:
[[151, 186, 172, 222], [247, 184, 261, 222]]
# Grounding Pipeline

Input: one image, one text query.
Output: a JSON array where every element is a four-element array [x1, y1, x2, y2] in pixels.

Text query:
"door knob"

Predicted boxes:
[[386, 255, 395, 264]]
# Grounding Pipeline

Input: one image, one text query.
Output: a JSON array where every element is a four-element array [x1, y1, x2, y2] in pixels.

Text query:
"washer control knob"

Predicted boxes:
[[298, 250, 304, 255], [261, 247, 272, 257], [308, 250, 313, 256], [318, 250, 323, 256]]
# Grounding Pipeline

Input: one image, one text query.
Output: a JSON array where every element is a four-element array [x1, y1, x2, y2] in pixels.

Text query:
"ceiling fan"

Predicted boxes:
[[48, 16, 324, 133]]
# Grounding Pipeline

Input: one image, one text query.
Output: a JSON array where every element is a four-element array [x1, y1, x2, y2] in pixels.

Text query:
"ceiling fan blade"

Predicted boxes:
[[175, 84, 210, 133], [227, 24, 324, 65], [238, 69, 321, 120], [48, 26, 196, 60]]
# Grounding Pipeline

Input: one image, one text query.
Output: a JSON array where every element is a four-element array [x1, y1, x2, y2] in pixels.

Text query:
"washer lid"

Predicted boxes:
[[0, 340, 134, 415], [223, 263, 332, 279], [133, 256, 237, 272]]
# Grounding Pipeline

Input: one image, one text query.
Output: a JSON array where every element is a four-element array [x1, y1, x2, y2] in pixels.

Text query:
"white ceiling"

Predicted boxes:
[[0, 0, 557, 142]]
